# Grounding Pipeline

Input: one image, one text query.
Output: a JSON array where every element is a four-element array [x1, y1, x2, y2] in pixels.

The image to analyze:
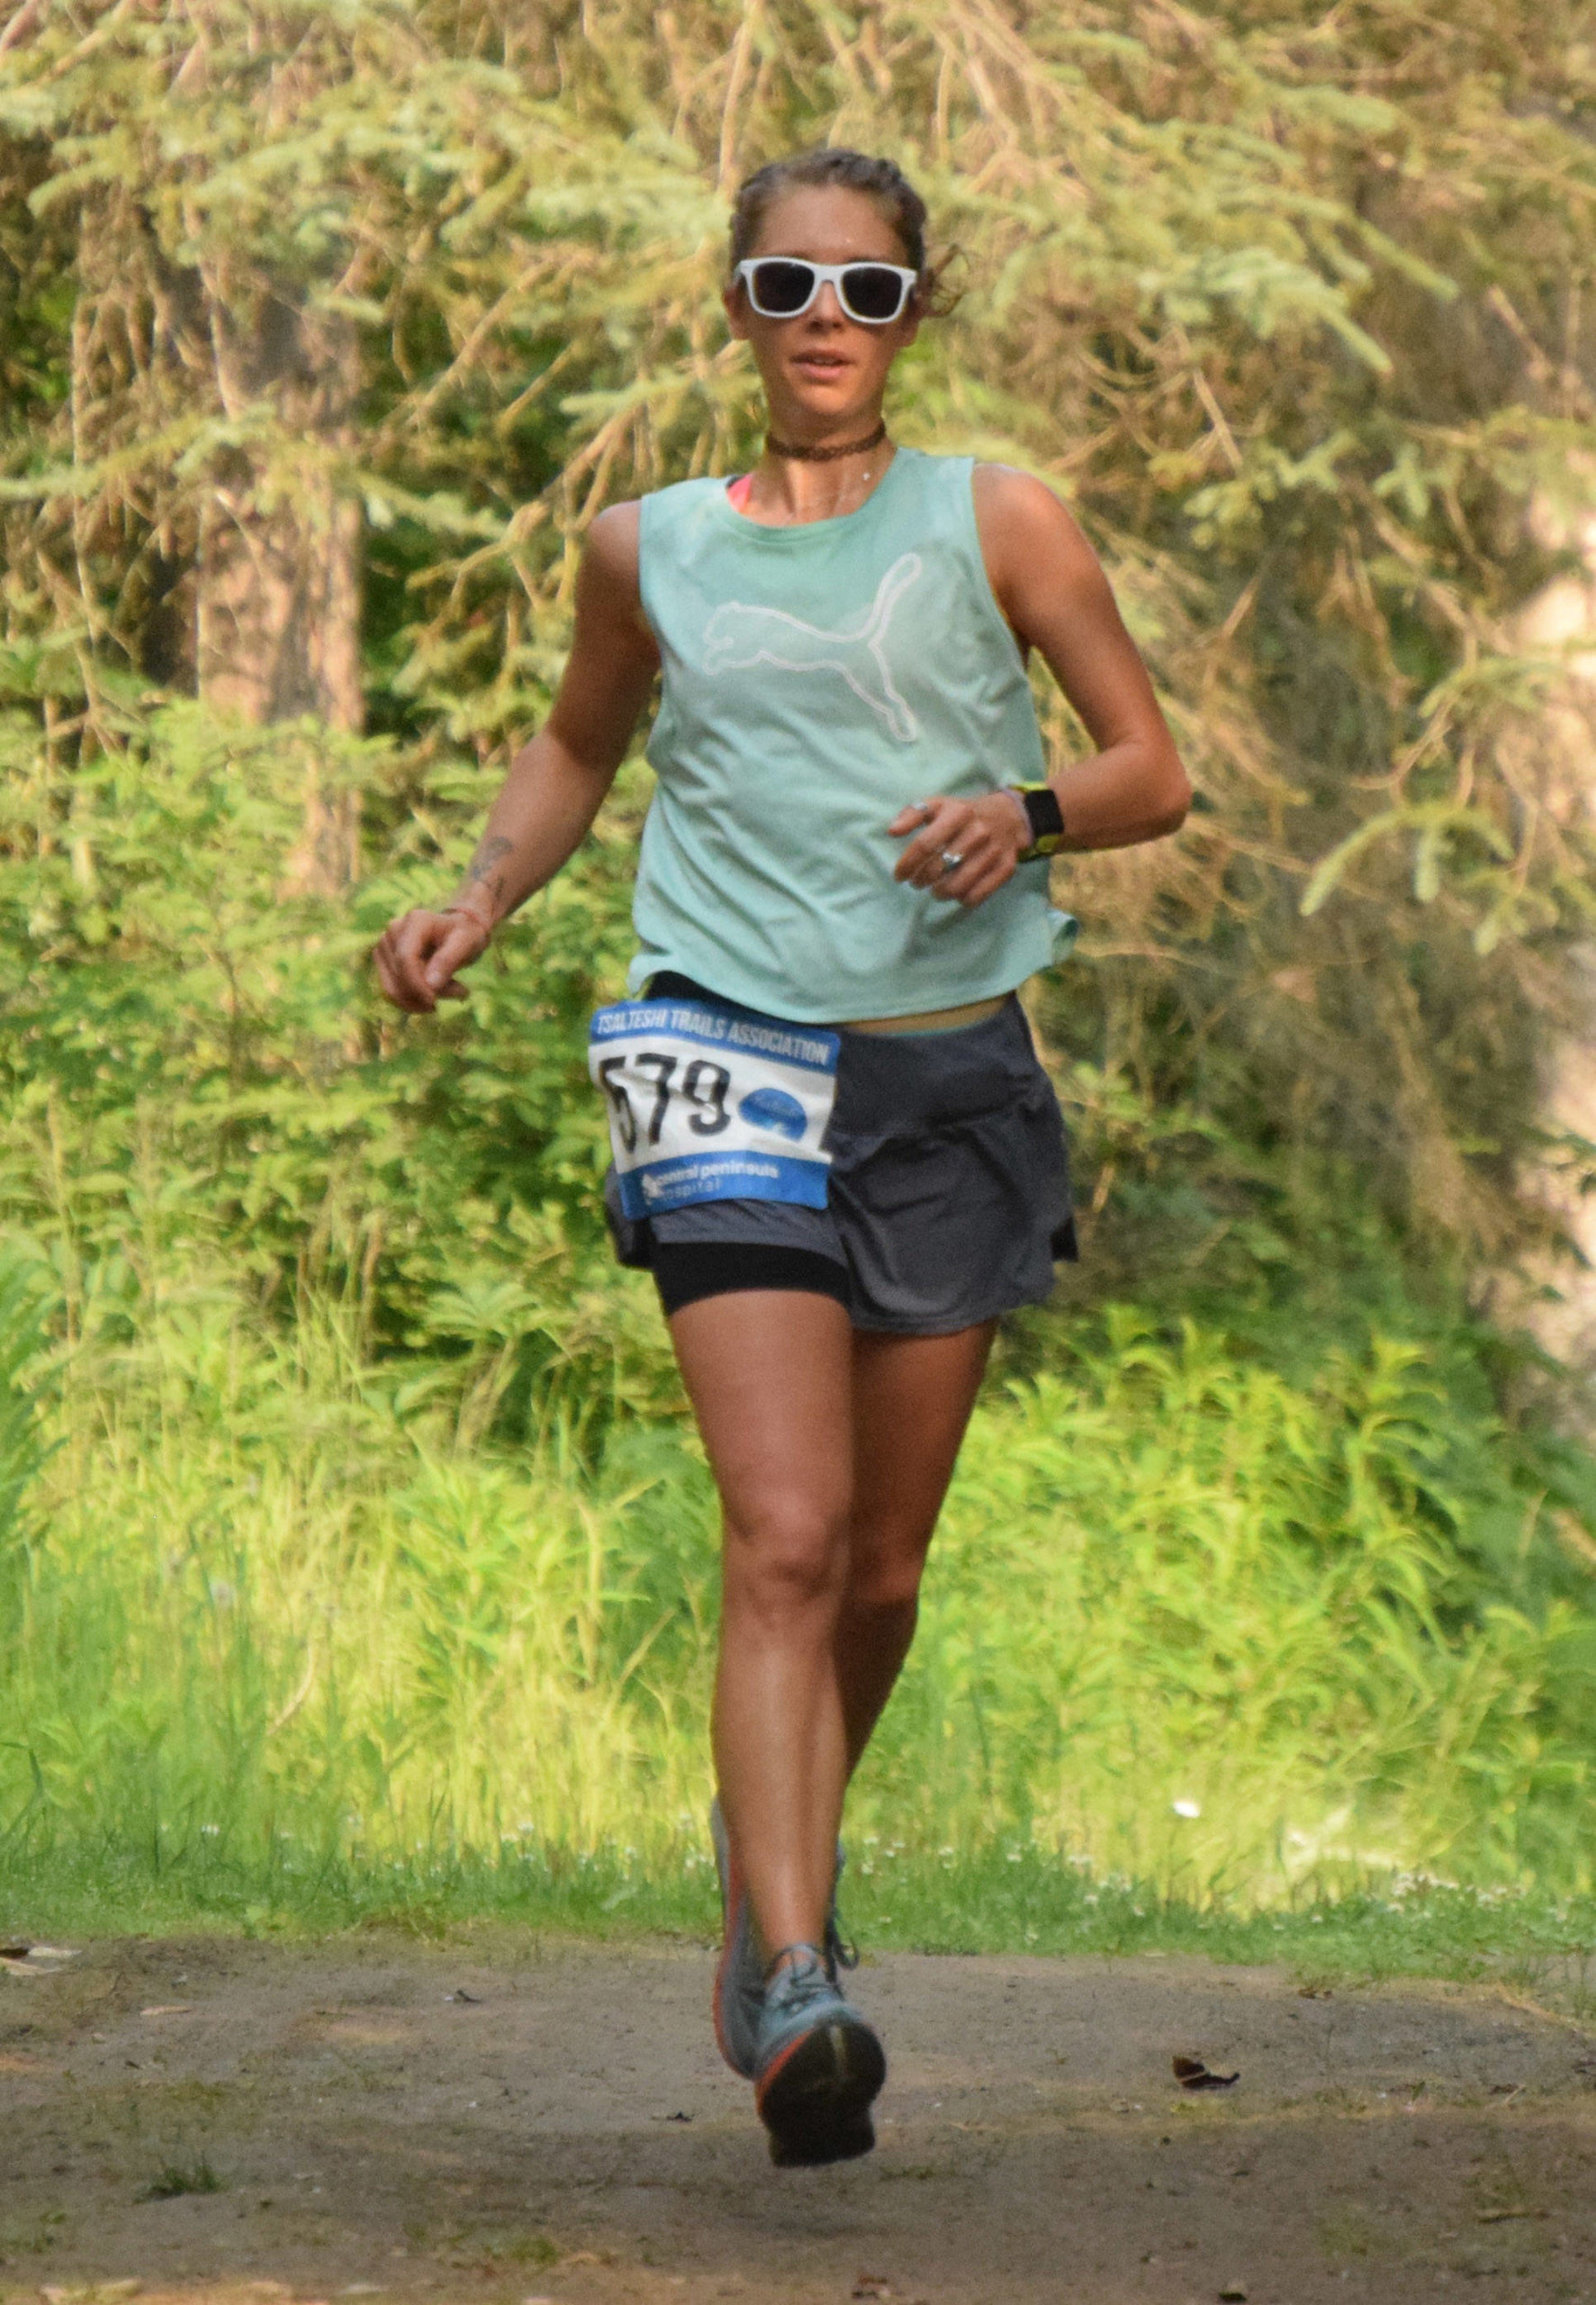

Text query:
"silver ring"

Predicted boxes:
[[939, 849, 964, 873]]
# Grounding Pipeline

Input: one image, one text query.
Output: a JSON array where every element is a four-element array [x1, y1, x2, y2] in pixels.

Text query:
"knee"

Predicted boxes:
[[843, 1585, 921, 1650], [844, 1524, 933, 1615], [724, 1493, 852, 1623]]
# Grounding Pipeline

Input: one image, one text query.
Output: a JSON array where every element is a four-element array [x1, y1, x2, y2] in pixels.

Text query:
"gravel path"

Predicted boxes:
[[4, 1934, 1595, 2303]]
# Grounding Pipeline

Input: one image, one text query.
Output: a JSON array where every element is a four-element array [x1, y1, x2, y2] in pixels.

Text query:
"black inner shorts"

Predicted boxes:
[[651, 1239, 852, 1317]]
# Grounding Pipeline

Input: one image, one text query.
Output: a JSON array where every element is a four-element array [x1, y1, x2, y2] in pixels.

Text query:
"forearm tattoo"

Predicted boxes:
[[462, 834, 513, 914]]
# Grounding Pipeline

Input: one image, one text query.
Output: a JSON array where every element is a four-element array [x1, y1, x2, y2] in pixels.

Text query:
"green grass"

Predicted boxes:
[[10, 1834, 1595, 2011], [139, 2156, 224, 2202], [5, 1256, 1596, 1970]]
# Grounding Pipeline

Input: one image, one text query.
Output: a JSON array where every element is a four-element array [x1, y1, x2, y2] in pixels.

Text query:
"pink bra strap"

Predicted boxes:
[[726, 473, 753, 512]]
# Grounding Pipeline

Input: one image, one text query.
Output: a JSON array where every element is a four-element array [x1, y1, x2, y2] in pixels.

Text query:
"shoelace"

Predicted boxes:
[[763, 1941, 833, 2009], [825, 1849, 859, 1975], [824, 1906, 860, 1975]]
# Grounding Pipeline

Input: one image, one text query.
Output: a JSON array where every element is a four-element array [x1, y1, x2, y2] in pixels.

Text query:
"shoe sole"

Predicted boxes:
[[756, 2014, 886, 2168]]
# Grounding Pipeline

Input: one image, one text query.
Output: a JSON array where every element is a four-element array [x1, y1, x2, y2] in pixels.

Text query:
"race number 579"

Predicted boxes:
[[596, 1052, 733, 1152]]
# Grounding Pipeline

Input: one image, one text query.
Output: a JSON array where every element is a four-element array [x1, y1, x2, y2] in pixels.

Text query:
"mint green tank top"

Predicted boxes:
[[627, 447, 1076, 1023]]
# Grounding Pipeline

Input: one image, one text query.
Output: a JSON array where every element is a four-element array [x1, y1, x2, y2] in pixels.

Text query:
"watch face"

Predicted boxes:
[[1023, 784, 1066, 844]]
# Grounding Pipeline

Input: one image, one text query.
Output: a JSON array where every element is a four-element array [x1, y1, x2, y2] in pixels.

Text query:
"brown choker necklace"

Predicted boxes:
[[764, 420, 888, 463]]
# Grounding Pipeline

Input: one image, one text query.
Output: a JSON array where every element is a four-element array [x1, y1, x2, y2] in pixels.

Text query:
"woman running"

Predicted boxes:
[[374, 148, 1190, 2170]]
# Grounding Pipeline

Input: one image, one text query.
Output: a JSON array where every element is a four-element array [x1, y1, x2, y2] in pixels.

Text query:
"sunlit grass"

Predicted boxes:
[[12, 1829, 1596, 2009], [5, 1270, 1594, 1954]]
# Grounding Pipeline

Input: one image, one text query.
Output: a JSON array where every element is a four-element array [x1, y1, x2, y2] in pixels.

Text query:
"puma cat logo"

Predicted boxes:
[[701, 552, 924, 742]]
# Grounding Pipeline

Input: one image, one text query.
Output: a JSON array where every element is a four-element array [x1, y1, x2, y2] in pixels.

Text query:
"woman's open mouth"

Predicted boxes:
[[792, 352, 852, 381]]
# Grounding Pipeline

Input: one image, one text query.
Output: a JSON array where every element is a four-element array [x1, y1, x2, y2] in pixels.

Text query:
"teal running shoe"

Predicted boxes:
[[753, 1942, 886, 2168], [709, 1799, 762, 2079], [709, 1803, 856, 2080]]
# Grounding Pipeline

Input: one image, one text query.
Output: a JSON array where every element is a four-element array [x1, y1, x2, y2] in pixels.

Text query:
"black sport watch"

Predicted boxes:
[[1007, 782, 1066, 862]]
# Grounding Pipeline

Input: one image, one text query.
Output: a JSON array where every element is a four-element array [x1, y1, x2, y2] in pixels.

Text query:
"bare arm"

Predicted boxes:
[[891, 466, 1192, 906], [374, 504, 660, 1012]]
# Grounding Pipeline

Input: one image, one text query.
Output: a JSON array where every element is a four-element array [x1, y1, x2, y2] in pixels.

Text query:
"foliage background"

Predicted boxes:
[[4, 0, 1596, 1921]]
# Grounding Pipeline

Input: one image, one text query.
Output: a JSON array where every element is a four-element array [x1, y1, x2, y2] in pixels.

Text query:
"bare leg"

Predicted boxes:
[[836, 1322, 996, 1771], [670, 1288, 856, 1962]]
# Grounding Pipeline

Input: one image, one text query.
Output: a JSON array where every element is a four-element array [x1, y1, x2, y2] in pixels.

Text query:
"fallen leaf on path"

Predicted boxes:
[[852, 2281, 893, 2300], [1219, 2285, 1249, 2302], [1173, 2055, 1240, 2091], [1, 1943, 80, 1974], [140, 2002, 193, 2017], [445, 1988, 481, 2003], [40, 2286, 140, 2305], [41, 2286, 141, 2305], [1477, 2208, 1541, 2223]]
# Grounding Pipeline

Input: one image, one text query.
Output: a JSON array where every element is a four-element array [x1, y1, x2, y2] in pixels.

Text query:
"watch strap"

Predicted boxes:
[[1009, 782, 1066, 862]]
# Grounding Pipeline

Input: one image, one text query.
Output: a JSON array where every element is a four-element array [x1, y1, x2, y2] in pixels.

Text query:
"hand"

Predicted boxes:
[[888, 790, 1030, 908], [373, 907, 492, 1014]]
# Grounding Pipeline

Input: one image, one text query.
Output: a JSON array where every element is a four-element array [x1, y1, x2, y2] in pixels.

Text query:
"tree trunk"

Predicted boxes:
[[1507, 477, 1596, 1374], [196, 287, 365, 894]]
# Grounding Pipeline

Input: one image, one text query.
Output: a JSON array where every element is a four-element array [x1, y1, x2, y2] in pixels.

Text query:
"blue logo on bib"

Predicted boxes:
[[737, 1086, 808, 1142]]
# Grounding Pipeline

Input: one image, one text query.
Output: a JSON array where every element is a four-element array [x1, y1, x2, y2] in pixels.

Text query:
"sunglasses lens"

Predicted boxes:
[[841, 265, 908, 321], [748, 259, 816, 315]]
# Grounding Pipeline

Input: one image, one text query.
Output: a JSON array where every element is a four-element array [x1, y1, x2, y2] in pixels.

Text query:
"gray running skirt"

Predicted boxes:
[[604, 989, 1076, 1335]]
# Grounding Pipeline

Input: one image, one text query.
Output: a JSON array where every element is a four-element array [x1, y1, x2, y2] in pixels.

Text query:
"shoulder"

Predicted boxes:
[[586, 499, 642, 579], [971, 463, 1114, 611], [639, 474, 732, 532], [586, 477, 726, 573], [576, 502, 653, 645], [971, 464, 1095, 561], [582, 500, 650, 608]]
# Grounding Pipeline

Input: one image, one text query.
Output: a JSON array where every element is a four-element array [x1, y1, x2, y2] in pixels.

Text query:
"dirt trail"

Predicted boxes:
[[4, 1935, 1596, 2304]]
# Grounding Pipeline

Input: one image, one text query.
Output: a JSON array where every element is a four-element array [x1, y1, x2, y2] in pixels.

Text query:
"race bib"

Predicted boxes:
[[589, 995, 840, 1222]]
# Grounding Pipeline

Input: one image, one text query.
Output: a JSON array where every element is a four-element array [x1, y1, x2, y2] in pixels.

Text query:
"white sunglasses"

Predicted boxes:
[[732, 257, 919, 326]]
